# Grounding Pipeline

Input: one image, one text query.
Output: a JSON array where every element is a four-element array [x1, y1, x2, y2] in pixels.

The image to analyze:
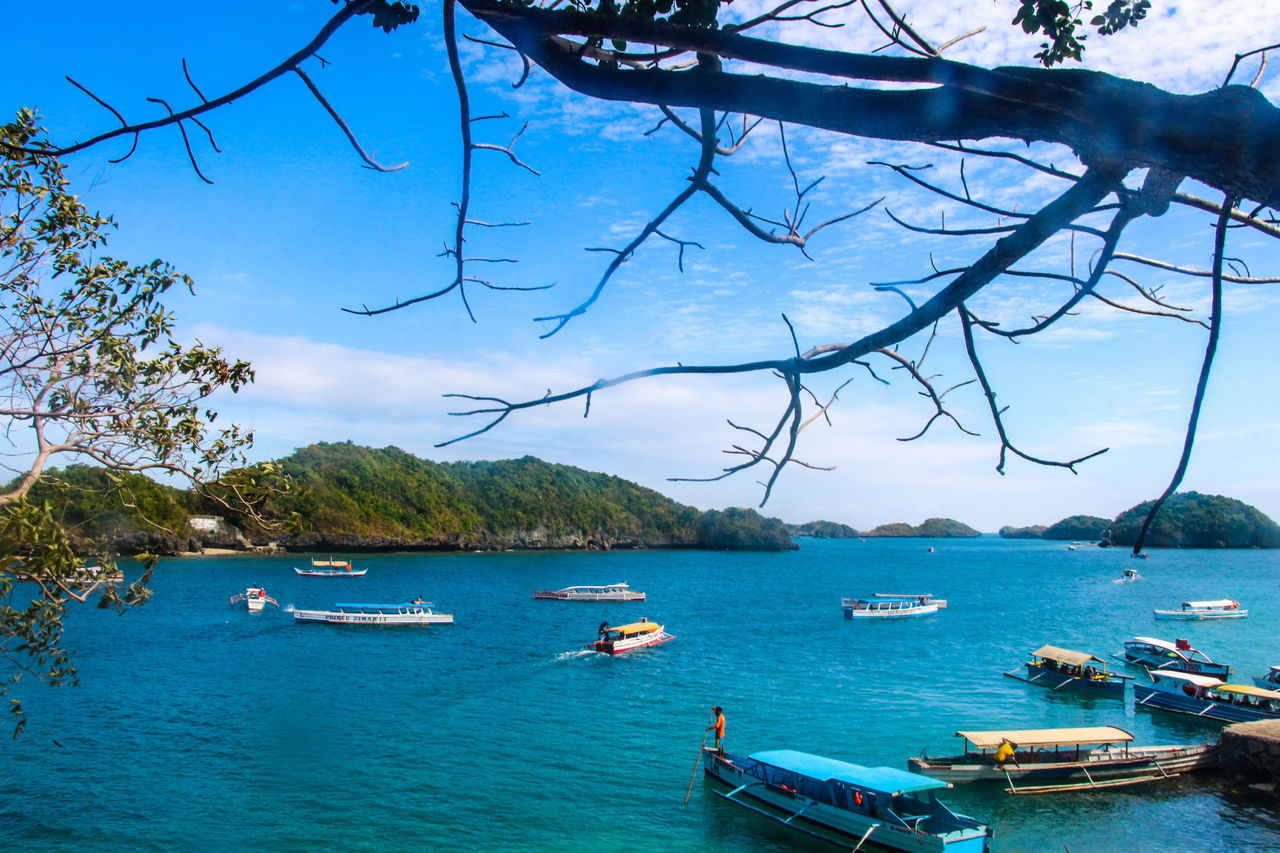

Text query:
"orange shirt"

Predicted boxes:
[[714, 712, 725, 739]]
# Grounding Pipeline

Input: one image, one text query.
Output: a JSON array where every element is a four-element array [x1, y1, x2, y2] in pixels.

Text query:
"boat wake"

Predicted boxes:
[[554, 648, 595, 662]]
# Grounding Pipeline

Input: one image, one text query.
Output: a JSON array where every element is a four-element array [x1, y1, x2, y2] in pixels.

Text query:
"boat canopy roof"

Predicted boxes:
[[1031, 645, 1103, 667], [956, 727, 1133, 750], [750, 750, 949, 795], [1215, 683, 1280, 700], [564, 583, 630, 590], [607, 620, 661, 634], [335, 602, 429, 610], [1181, 599, 1238, 609], [1151, 669, 1224, 687], [1129, 636, 1184, 652]]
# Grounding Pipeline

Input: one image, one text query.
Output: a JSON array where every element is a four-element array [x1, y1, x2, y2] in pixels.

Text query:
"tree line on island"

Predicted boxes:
[[793, 492, 1280, 549], [19, 442, 797, 554], [21, 442, 1278, 556]]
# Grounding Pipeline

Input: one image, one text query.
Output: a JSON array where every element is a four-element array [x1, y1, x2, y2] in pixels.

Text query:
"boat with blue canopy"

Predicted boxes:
[[702, 747, 992, 852], [292, 601, 452, 625]]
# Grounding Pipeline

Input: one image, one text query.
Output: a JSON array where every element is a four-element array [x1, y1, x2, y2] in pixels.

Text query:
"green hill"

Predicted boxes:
[[787, 520, 860, 538], [863, 517, 980, 538], [1106, 492, 1280, 549], [21, 443, 797, 553]]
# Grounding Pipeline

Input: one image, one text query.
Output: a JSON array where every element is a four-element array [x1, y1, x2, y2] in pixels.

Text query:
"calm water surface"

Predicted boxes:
[[3, 537, 1279, 851]]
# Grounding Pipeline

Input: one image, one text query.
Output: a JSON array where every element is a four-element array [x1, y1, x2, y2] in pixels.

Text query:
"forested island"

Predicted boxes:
[[1000, 493, 1279, 549], [24, 442, 797, 554], [862, 518, 981, 538]]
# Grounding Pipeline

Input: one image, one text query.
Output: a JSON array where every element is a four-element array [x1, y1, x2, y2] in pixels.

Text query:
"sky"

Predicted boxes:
[[2, 1, 1278, 532]]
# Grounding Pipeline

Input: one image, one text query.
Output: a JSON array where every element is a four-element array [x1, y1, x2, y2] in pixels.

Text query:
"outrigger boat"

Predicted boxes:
[[1134, 670, 1280, 723], [292, 601, 452, 625], [1153, 599, 1247, 619], [842, 595, 939, 619], [591, 618, 673, 653], [1005, 645, 1133, 698], [908, 727, 1217, 794], [1112, 636, 1232, 678], [229, 586, 278, 611], [1254, 666, 1280, 690], [703, 748, 992, 852], [533, 582, 644, 601], [295, 557, 367, 577]]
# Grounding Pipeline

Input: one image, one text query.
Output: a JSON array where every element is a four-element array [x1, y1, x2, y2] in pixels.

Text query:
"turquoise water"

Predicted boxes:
[[3, 537, 1279, 852]]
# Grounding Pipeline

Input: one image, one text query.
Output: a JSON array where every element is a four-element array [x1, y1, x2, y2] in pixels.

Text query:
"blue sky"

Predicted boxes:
[[3, 1, 1278, 531]]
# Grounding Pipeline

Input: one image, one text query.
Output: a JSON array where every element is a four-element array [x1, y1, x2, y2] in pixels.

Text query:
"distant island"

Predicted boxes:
[[861, 518, 980, 538], [24, 442, 797, 555], [786, 520, 860, 538], [1000, 493, 1279, 549]]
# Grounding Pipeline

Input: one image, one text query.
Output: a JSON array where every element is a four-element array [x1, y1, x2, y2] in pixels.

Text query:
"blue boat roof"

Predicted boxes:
[[749, 750, 949, 795]]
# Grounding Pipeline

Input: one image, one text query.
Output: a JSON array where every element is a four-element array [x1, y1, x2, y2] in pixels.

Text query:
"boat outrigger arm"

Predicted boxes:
[[713, 782, 881, 851], [1002, 757, 1173, 795]]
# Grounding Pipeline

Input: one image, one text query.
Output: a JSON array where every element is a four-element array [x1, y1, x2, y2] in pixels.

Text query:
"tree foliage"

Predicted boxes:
[[1108, 492, 1280, 548], [0, 111, 265, 735]]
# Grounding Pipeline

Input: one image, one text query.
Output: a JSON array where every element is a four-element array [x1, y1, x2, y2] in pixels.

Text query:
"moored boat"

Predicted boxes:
[[908, 727, 1217, 794], [842, 595, 939, 619], [229, 586, 278, 611], [1134, 670, 1280, 723], [295, 557, 368, 577], [292, 601, 452, 625], [1004, 645, 1132, 698], [703, 747, 992, 851], [1112, 636, 1232, 678], [875, 592, 948, 609], [591, 618, 672, 653], [1153, 599, 1247, 619], [533, 582, 644, 601], [1254, 666, 1280, 690]]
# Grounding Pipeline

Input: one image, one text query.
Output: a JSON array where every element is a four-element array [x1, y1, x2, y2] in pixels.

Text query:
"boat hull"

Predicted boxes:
[[1134, 684, 1280, 722], [909, 743, 1217, 790], [703, 751, 990, 852], [295, 568, 368, 577], [1008, 664, 1127, 698], [1153, 610, 1248, 620], [292, 609, 453, 625]]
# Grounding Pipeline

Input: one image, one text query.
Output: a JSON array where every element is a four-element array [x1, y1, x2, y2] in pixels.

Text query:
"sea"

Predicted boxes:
[[3, 537, 1278, 852]]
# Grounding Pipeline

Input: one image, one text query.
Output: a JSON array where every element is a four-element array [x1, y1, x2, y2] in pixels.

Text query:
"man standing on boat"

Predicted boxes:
[[706, 706, 725, 756], [995, 737, 1018, 767]]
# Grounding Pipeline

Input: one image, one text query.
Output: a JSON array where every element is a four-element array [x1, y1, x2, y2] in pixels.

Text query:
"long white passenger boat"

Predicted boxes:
[[1153, 599, 1247, 619], [909, 727, 1217, 794], [533, 582, 644, 601], [292, 601, 453, 625], [842, 595, 939, 618], [704, 747, 992, 852]]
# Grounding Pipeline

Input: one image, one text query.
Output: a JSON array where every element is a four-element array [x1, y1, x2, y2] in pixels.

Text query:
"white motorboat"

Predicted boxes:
[[533, 582, 644, 601], [292, 601, 453, 625], [230, 586, 278, 611]]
